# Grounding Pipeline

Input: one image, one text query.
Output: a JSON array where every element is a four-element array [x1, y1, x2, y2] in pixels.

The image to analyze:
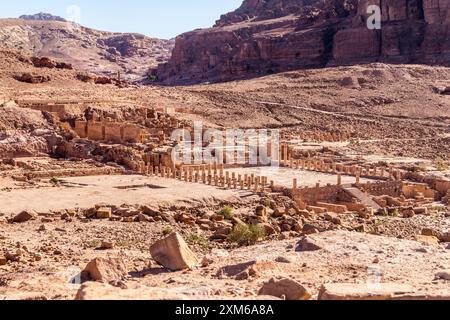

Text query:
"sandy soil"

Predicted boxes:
[[0, 175, 242, 215], [1, 228, 449, 300]]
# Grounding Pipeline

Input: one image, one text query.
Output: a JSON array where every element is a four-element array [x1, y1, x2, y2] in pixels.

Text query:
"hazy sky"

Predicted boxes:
[[0, 0, 243, 39]]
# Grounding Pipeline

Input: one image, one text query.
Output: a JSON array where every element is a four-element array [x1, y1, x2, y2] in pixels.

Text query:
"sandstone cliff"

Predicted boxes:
[[153, 0, 450, 85]]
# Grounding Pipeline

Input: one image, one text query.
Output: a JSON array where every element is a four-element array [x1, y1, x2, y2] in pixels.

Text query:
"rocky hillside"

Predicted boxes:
[[0, 14, 174, 81], [153, 0, 450, 85]]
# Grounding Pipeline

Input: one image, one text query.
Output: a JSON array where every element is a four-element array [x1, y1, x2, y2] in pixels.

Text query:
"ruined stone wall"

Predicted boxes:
[[402, 183, 437, 199], [292, 185, 343, 205], [405, 172, 450, 198], [359, 181, 403, 197], [18, 102, 84, 119], [73, 121, 147, 143], [105, 123, 123, 143], [87, 122, 105, 141]]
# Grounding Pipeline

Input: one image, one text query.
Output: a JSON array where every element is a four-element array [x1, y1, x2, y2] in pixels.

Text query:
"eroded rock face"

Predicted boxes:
[[153, 0, 450, 85]]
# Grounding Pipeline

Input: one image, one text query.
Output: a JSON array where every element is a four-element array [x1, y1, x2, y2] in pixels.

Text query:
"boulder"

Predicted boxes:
[[258, 278, 311, 300], [31, 57, 56, 68], [150, 232, 199, 271], [140, 205, 161, 217], [295, 236, 322, 252], [302, 224, 320, 235], [100, 241, 114, 250], [82, 257, 128, 284], [96, 207, 112, 219], [0, 255, 7, 266], [435, 270, 450, 281], [11, 210, 37, 223], [341, 76, 361, 89], [218, 259, 278, 279], [273, 206, 286, 217], [415, 235, 439, 246], [258, 223, 276, 236], [14, 73, 51, 84], [255, 206, 268, 218], [210, 227, 232, 240]]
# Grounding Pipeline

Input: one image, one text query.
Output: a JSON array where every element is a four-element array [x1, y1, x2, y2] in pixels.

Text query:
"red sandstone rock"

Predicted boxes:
[[11, 210, 37, 223], [258, 278, 312, 300], [14, 73, 51, 84], [150, 232, 200, 271], [82, 257, 128, 284]]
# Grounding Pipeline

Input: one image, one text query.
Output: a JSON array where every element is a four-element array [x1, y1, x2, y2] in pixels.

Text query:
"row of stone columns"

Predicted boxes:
[[283, 157, 403, 182], [136, 162, 272, 193], [291, 172, 343, 192]]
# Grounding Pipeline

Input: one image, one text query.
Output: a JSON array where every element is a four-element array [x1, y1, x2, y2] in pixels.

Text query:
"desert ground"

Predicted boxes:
[[0, 44, 450, 301]]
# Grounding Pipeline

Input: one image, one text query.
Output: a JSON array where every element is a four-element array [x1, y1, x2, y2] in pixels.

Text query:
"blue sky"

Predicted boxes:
[[0, 0, 243, 39]]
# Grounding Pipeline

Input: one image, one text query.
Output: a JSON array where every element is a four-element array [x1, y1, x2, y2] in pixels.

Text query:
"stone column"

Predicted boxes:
[[293, 178, 297, 191], [283, 145, 288, 166], [337, 173, 342, 186]]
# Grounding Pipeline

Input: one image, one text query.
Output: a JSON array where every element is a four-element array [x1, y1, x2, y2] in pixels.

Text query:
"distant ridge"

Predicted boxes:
[[19, 12, 67, 22]]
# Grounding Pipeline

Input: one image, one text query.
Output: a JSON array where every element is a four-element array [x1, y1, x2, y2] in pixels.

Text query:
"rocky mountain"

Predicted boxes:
[[0, 14, 174, 81], [19, 12, 67, 22], [153, 0, 450, 85]]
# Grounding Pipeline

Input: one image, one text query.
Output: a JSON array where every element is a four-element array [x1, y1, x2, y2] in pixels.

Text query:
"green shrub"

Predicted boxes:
[[432, 206, 446, 212], [261, 198, 271, 208], [186, 233, 210, 248], [50, 177, 60, 185], [162, 226, 173, 236], [228, 223, 266, 246], [436, 157, 449, 171], [86, 239, 101, 248], [115, 239, 131, 248], [219, 205, 234, 220], [391, 208, 399, 217]]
